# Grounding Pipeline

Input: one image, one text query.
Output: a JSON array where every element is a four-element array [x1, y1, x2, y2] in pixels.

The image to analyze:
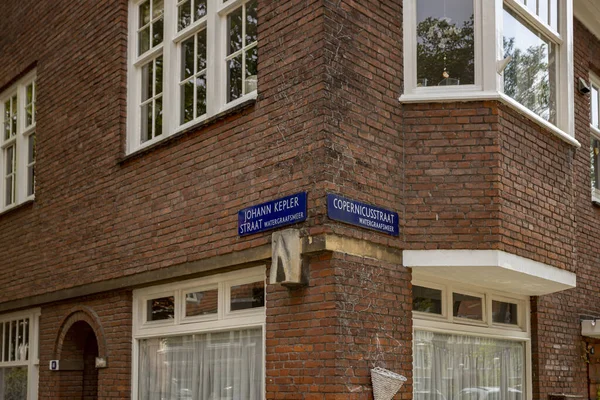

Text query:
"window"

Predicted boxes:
[[590, 75, 600, 202], [0, 73, 36, 211], [127, 0, 258, 153], [0, 310, 40, 400], [132, 267, 265, 400], [412, 280, 530, 400], [402, 0, 574, 139]]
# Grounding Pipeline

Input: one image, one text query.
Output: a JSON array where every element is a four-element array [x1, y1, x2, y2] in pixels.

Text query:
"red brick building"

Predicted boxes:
[[0, 0, 599, 399]]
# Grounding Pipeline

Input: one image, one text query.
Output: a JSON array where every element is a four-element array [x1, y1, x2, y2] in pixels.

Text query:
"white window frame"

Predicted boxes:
[[413, 278, 532, 400], [0, 308, 41, 400], [590, 73, 600, 203], [0, 72, 36, 212], [126, 0, 258, 155], [401, 0, 575, 145], [131, 266, 266, 399]]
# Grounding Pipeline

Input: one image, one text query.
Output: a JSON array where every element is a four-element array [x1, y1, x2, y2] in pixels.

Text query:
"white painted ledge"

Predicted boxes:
[[404, 249, 576, 296], [582, 320, 600, 338]]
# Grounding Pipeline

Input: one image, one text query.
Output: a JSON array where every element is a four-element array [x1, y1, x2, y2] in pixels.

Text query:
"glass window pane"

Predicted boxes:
[[181, 80, 194, 124], [0, 367, 27, 399], [178, 0, 191, 31], [152, 17, 164, 47], [26, 106, 33, 127], [492, 300, 518, 325], [6, 146, 13, 175], [3, 323, 8, 362], [27, 165, 34, 197], [413, 286, 442, 314], [453, 292, 483, 320], [527, 0, 537, 17], [146, 296, 174, 321], [141, 103, 152, 143], [245, 0, 258, 45], [503, 8, 556, 123], [538, 0, 548, 27], [195, 0, 207, 20], [416, 0, 474, 87], [9, 321, 16, 361], [197, 30, 207, 71], [10, 96, 16, 136], [228, 7, 243, 55], [181, 36, 195, 80], [138, 329, 263, 400], [592, 85, 599, 128], [196, 75, 207, 117], [230, 281, 265, 311], [26, 84, 33, 105], [227, 54, 243, 102], [152, 0, 163, 18], [245, 46, 258, 94], [184, 288, 218, 317], [413, 330, 524, 400], [155, 56, 163, 95], [550, 0, 558, 31], [139, 0, 150, 27], [154, 97, 163, 137], [138, 27, 150, 55], [141, 61, 153, 101], [5, 176, 13, 206]]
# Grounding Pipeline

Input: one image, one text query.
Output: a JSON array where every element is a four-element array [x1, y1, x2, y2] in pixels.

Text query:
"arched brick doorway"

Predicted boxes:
[[53, 307, 107, 400]]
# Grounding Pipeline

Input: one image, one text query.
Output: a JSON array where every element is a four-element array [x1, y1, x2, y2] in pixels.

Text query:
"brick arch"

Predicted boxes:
[[53, 305, 108, 360]]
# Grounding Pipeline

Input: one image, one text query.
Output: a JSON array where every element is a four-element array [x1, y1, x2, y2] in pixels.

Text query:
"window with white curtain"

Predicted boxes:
[[132, 267, 265, 400], [412, 280, 529, 400]]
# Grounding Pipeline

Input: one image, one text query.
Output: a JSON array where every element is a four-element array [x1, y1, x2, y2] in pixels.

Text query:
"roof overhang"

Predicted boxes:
[[404, 250, 576, 296], [575, 0, 600, 41]]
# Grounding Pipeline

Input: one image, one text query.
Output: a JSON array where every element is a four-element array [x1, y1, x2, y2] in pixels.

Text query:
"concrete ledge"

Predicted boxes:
[[405, 249, 576, 296], [304, 234, 403, 264]]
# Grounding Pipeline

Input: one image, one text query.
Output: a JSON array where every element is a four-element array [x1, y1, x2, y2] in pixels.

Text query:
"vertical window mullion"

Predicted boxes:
[[193, 33, 198, 119], [206, 0, 218, 116], [241, 3, 246, 96]]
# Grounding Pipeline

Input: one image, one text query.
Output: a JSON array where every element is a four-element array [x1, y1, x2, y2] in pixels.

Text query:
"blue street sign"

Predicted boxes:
[[238, 192, 307, 236], [327, 194, 399, 236]]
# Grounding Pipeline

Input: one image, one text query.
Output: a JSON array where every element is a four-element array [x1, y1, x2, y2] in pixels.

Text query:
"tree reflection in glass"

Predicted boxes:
[[416, 0, 474, 87], [503, 9, 556, 123]]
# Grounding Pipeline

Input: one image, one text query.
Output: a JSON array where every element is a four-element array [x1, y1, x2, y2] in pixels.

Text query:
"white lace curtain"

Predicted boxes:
[[413, 330, 523, 400], [138, 328, 263, 400]]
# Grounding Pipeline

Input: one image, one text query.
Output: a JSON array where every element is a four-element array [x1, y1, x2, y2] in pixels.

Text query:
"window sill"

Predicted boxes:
[[119, 96, 256, 164], [0, 198, 34, 218], [398, 90, 581, 148]]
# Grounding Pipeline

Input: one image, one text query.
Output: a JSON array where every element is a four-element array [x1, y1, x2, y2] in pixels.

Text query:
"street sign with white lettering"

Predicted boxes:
[[238, 192, 307, 236], [327, 194, 399, 236]]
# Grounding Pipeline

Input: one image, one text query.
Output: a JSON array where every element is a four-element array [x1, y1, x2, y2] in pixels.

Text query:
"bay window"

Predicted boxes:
[[0, 72, 36, 212], [127, 0, 258, 154], [402, 0, 574, 142], [412, 280, 530, 400], [132, 267, 265, 400]]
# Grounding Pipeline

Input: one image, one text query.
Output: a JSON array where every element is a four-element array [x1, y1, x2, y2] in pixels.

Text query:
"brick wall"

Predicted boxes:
[[525, 19, 600, 399], [38, 290, 132, 399], [266, 252, 411, 400]]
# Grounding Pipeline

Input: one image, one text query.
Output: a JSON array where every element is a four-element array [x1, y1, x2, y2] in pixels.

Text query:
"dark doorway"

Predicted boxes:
[[59, 321, 99, 400]]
